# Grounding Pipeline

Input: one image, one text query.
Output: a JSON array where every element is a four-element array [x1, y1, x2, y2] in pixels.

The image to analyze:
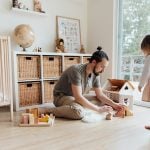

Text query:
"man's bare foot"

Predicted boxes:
[[145, 125, 150, 129]]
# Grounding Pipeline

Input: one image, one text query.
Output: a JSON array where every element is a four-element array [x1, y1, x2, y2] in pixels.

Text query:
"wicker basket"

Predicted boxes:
[[44, 81, 57, 103], [19, 82, 41, 107], [83, 56, 90, 64], [64, 56, 80, 70], [103, 90, 119, 102], [43, 56, 61, 78], [18, 55, 40, 80]]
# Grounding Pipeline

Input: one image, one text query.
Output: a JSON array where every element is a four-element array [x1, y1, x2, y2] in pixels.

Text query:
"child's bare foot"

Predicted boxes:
[[145, 125, 150, 129]]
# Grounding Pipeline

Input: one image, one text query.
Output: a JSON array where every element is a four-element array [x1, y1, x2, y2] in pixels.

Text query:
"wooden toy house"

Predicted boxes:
[[103, 79, 135, 110]]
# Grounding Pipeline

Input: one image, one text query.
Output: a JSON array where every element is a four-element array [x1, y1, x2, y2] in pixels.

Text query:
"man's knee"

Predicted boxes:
[[70, 104, 85, 120]]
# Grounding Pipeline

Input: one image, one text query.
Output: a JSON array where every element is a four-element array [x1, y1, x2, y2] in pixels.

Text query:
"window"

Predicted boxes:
[[117, 0, 150, 82]]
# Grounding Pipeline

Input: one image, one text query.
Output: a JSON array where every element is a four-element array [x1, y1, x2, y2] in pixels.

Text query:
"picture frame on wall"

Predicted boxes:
[[56, 16, 81, 53]]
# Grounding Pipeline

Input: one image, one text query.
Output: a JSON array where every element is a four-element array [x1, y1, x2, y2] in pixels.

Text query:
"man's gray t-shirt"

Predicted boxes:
[[53, 64, 101, 96]]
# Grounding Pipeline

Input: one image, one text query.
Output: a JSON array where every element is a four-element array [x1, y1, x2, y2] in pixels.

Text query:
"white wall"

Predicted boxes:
[[0, 0, 116, 82], [0, 0, 87, 52], [87, 0, 116, 84]]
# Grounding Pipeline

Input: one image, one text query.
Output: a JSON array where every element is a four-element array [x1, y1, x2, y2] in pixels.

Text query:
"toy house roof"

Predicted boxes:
[[108, 79, 135, 89], [106, 79, 135, 91]]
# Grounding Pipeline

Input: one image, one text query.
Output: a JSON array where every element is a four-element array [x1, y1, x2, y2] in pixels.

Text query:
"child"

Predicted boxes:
[[138, 35, 150, 129]]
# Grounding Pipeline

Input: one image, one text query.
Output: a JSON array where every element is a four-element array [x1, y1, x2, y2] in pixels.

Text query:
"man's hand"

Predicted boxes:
[[112, 103, 124, 111], [138, 86, 142, 92], [97, 105, 113, 113]]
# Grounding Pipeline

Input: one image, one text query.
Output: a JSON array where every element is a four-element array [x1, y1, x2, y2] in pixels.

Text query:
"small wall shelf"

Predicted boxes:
[[12, 7, 48, 16]]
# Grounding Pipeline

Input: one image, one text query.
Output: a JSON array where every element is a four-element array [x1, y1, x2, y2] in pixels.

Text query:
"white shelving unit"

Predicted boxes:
[[13, 51, 91, 111], [11, 7, 48, 16]]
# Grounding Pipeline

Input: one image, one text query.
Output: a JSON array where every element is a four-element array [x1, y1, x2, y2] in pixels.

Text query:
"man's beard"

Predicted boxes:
[[93, 67, 102, 76]]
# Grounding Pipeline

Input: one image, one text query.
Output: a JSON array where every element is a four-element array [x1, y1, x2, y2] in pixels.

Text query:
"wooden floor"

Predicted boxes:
[[0, 106, 150, 150]]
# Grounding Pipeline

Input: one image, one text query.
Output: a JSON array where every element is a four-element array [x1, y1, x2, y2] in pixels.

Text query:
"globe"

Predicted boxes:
[[14, 24, 35, 51]]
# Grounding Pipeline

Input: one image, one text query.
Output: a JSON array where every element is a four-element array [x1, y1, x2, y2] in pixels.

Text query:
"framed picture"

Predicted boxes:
[[56, 16, 81, 53]]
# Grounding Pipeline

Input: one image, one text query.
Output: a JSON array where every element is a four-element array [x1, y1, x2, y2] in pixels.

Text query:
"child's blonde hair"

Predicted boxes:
[[141, 35, 150, 53]]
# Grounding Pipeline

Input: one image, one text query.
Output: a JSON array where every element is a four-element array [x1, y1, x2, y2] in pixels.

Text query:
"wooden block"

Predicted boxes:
[[106, 113, 112, 120], [125, 107, 133, 116], [113, 107, 125, 118], [30, 108, 39, 118], [29, 114, 34, 124]]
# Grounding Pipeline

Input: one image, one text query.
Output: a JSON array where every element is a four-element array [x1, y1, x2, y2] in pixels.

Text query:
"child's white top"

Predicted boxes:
[[139, 55, 150, 87]]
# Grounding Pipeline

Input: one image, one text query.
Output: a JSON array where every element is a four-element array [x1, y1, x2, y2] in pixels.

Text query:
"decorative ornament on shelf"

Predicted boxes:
[[13, 24, 35, 51], [80, 44, 85, 53], [12, 0, 18, 8], [55, 38, 65, 53], [34, 0, 45, 13]]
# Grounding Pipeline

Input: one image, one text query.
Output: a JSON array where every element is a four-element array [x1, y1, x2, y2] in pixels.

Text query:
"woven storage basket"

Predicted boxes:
[[103, 90, 120, 102], [19, 82, 41, 107], [83, 56, 90, 64], [43, 56, 61, 78], [44, 81, 57, 103], [64, 56, 80, 70], [18, 55, 40, 80]]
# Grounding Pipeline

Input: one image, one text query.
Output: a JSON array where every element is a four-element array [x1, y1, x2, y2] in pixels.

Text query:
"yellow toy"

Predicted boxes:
[[38, 114, 50, 122]]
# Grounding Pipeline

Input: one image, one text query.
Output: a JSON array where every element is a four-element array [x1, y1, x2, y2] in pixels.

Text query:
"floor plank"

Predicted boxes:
[[0, 106, 150, 150]]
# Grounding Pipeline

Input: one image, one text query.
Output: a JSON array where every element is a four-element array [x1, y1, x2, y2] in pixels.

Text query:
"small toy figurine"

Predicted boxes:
[[12, 0, 18, 8], [34, 0, 42, 12], [38, 47, 42, 52], [56, 38, 65, 53], [80, 44, 85, 53], [18, 2, 24, 9]]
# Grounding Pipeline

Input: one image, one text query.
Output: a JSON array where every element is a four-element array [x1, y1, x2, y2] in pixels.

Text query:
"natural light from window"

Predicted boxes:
[[117, 0, 150, 106], [118, 0, 150, 82]]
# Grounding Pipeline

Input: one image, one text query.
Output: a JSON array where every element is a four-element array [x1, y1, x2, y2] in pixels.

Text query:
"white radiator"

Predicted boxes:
[[0, 36, 13, 121]]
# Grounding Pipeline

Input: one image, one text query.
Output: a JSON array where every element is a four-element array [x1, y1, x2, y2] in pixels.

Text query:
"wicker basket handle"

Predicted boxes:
[[49, 81, 55, 84], [27, 83, 32, 87], [25, 57, 32, 60], [69, 58, 74, 60], [49, 57, 54, 61]]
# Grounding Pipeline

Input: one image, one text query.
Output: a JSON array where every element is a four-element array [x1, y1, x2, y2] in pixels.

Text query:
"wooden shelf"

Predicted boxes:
[[12, 7, 48, 16], [13, 51, 92, 111]]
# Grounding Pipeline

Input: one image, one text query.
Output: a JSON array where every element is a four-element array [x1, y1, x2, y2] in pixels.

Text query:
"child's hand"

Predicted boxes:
[[138, 86, 142, 92]]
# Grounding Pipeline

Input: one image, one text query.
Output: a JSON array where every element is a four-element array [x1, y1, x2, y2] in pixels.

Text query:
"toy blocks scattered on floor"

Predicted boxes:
[[19, 108, 55, 127]]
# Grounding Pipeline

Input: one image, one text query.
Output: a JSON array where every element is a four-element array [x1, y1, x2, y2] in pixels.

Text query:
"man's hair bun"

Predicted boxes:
[[97, 46, 102, 51], [90, 45, 109, 63]]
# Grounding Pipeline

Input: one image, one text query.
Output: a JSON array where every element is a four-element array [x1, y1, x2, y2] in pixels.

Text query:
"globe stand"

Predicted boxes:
[[22, 48, 26, 51], [20, 45, 26, 51]]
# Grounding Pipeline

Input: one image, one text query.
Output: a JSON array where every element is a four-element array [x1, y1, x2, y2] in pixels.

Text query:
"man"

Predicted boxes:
[[42, 47, 123, 119]]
